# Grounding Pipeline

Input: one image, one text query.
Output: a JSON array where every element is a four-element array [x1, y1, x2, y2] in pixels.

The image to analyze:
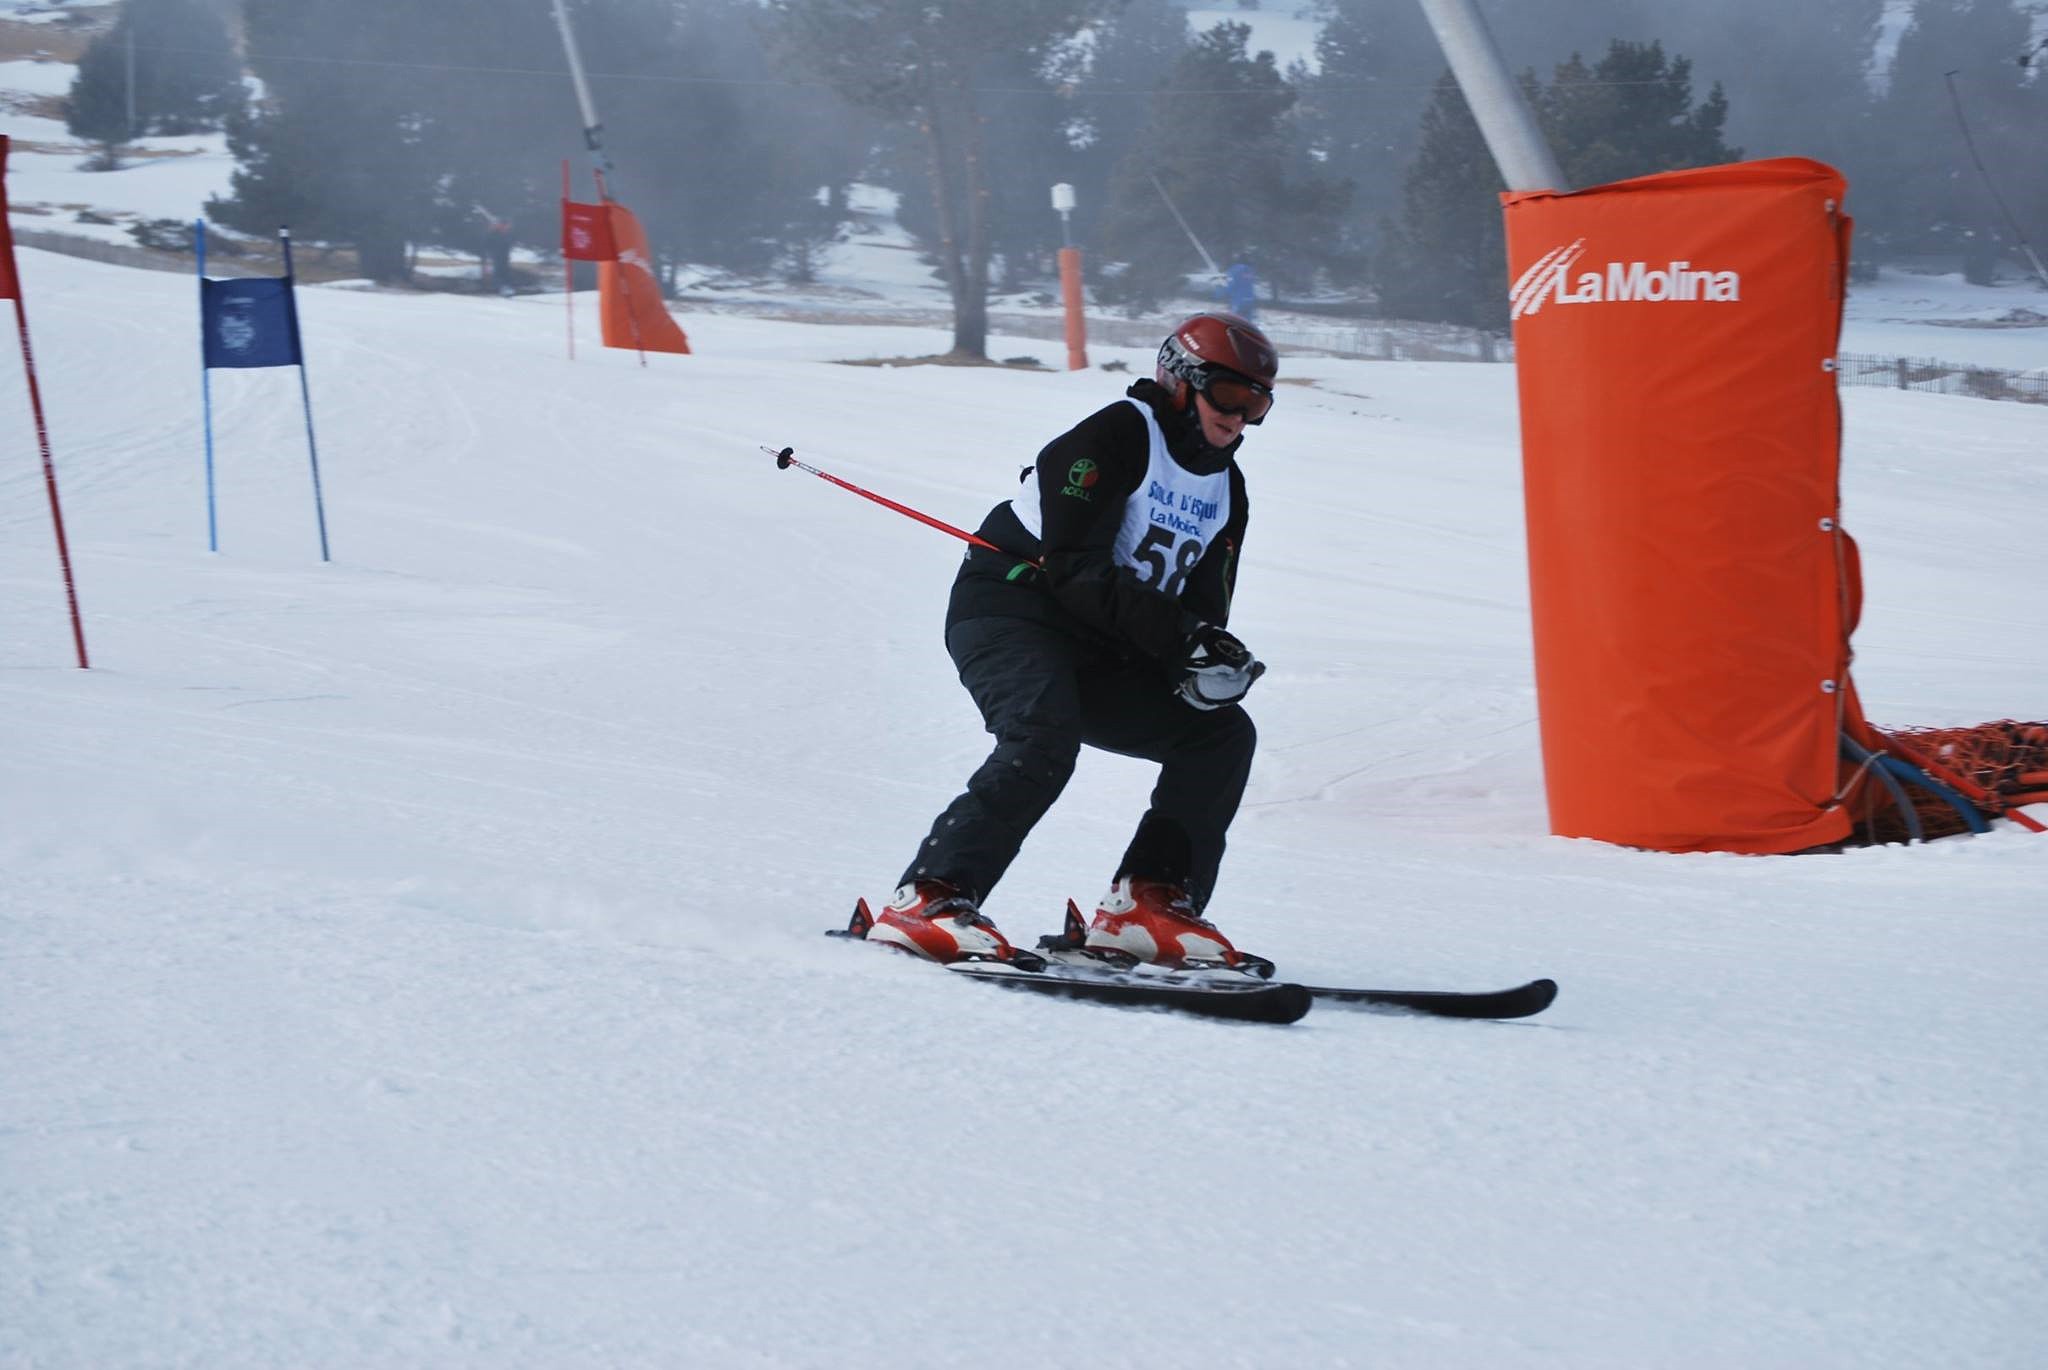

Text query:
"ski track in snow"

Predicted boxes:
[[1, 246, 2044, 1369]]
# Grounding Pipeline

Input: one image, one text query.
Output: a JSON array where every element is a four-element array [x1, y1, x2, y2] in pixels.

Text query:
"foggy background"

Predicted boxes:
[[33, 0, 2048, 350]]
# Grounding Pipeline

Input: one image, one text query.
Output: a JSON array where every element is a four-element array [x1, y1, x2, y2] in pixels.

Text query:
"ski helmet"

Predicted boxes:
[[1156, 312, 1279, 424]]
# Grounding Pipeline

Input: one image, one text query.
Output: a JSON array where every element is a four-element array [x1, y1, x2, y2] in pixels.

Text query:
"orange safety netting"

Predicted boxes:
[[1851, 721, 2048, 842], [1886, 721, 2048, 807]]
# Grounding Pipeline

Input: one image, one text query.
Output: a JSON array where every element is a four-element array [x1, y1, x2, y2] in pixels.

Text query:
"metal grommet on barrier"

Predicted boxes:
[[1819, 517, 1835, 531], [1821, 358, 1837, 372], [1821, 680, 1839, 694]]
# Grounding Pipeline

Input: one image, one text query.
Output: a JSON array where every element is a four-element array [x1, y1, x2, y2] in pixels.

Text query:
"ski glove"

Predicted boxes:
[[1177, 624, 1265, 711]]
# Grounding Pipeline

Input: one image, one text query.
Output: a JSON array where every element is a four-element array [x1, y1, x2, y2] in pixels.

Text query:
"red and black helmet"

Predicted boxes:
[[1156, 312, 1279, 424]]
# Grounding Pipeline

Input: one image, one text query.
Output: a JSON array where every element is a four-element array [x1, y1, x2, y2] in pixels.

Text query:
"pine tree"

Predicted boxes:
[[766, 0, 1105, 359], [662, 2, 869, 279], [129, 0, 243, 134], [66, 0, 243, 167], [213, 0, 854, 287], [1866, 0, 2045, 279], [1098, 21, 1349, 308], [211, 0, 445, 281], [1475, 1, 1879, 184], [543, 0, 864, 286], [64, 30, 132, 167], [883, 39, 1083, 295], [1376, 39, 1741, 328], [1060, 0, 1192, 262], [1538, 41, 1740, 190], [1371, 71, 1506, 328], [1683, 0, 1880, 168], [1293, 0, 1442, 268]]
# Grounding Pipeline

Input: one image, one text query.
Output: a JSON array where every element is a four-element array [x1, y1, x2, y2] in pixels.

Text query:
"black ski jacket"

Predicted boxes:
[[945, 380, 1250, 662]]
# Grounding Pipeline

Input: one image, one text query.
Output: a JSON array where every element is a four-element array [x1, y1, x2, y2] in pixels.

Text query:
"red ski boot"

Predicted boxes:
[[1082, 877, 1262, 971], [864, 881, 1028, 964]]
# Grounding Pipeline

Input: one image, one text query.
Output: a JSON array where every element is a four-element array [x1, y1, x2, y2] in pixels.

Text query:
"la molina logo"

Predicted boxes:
[[1510, 238, 1742, 321]]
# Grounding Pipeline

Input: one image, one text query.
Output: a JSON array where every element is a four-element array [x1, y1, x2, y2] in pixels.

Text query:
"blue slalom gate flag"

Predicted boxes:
[[199, 276, 301, 369], [197, 221, 329, 560]]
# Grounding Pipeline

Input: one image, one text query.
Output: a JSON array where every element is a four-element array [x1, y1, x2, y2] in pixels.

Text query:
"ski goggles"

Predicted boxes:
[[1196, 369, 1274, 423]]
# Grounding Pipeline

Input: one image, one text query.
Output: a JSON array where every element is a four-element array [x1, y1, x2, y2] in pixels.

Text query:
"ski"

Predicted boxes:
[[1297, 977, 1557, 1019], [1036, 901, 1557, 1020], [1034, 946, 1555, 1020], [946, 958, 1313, 1025], [833, 900, 1310, 1024], [832, 899, 1557, 1023]]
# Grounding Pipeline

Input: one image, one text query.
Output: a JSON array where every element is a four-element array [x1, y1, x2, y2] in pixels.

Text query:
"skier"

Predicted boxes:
[[474, 204, 515, 297], [870, 312, 1278, 968], [1223, 260, 1259, 321]]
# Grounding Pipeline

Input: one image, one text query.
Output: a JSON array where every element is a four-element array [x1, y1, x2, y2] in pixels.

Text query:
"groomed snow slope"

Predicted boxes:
[[2, 248, 2044, 1368]]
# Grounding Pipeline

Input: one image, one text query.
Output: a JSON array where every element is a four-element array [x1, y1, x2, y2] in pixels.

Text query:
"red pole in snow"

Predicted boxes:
[[563, 159, 575, 361], [0, 136, 88, 668], [7, 301, 88, 668]]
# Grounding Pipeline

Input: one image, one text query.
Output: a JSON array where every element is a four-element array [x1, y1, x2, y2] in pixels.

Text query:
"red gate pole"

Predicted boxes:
[[1, 135, 87, 668], [563, 159, 575, 360], [9, 297, 89, 669]]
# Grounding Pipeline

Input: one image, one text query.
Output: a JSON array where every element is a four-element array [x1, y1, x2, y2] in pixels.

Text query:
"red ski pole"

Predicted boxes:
[[766, 445, 1038, 566]]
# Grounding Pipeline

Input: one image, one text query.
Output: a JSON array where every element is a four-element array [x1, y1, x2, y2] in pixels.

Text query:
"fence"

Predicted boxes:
[[990, 310, 1515, 364], [1834, 351, 2048, 404], [1102, 314, 1512, 364], [1033, 316, 2043, 400], [11, 226, 190, 274]]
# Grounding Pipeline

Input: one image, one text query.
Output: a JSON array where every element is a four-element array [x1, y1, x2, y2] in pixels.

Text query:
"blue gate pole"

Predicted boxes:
[[277, 226, 330, 562], [196, 219, 219, 552]]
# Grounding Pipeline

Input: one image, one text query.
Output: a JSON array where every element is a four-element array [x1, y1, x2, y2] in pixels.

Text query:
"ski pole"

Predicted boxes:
[[765, 445, 1039, 566]]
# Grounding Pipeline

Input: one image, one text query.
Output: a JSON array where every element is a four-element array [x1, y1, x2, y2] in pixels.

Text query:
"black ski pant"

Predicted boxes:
[[899, 615, 1256, 911]]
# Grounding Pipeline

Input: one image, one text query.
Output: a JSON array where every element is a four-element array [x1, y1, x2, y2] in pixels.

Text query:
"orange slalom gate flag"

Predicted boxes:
[[1502, 158, 1858, 854], [598, 201, 689, 355]]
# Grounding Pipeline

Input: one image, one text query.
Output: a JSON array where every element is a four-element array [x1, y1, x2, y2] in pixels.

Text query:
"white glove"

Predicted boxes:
[[1177, 625, 1265, 710]]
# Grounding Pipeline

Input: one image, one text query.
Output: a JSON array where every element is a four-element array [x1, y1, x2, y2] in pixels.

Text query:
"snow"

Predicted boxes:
[[3, 241, 2045, 1367], [5, 51, 2048, 1370], [3, 128, 235, 247], [1842, 268, 2048, 373], [0, 56, 76, 97], [0, 0, 107, 28]]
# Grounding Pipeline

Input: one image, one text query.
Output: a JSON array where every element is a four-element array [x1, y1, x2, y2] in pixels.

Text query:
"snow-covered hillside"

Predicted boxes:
[[6, 23, 2048, 1365], [2, 234, 2044, 1367]]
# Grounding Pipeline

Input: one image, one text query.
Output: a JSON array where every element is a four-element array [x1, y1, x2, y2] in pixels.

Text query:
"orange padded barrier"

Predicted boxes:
[[1503, 159, 1858, 853]]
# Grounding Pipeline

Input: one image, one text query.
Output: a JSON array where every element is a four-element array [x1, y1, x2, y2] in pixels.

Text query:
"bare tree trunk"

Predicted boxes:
[[956, 77, 992, 360], [361, 230, 411, 284], [920, 76, 967, 344], [920, 73, 987, 360]]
